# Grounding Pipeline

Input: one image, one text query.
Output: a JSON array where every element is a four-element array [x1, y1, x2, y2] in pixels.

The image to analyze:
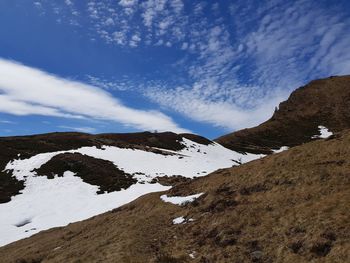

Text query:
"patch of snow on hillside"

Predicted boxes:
[[161, 193, 203, 206], [173, 216, 186, 224], [189, 252, 196, 259], [273, 146, 289, 153], [0, 169, 169, 246], [0, 137, 263, 246], [312, 126, 333, 139], [72, 139, 263, 182]]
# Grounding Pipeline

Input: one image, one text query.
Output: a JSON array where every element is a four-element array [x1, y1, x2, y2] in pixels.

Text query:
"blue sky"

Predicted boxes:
[[0, 0, 349, 139]]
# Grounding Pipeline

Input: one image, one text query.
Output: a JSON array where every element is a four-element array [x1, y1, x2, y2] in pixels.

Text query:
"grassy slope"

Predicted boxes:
[[1, 130, 349, 263], [216, 75, 350, 154]]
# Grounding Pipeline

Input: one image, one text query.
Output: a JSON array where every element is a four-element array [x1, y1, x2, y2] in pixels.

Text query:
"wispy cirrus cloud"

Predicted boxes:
[[143, 0, 350, 130], [236, 0, 350, 88], [85, 75, 133, 91], [58, 125, 97, 134], [0, 58, 188, 133], [31, 0, 350, 131], [143, 82, 286, 130], [0, 120, 16, 124]]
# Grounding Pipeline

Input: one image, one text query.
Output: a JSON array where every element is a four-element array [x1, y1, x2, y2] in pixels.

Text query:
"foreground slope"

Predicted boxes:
[[1, 129, 349, 262], [0, 131, 261, 246], [216, 75, 350, 154]]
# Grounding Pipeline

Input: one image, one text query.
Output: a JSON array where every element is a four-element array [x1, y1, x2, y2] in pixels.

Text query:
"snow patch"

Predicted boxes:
[[172, 216, 185, 224], [172, 216, 195, 225], [72, 139, 263, 182], [312, 126, 333, 139], [273, 146, 289, 153], [0, 137, 262, 246], [0, 170, 170, 246], [161, 193, 204, 206]]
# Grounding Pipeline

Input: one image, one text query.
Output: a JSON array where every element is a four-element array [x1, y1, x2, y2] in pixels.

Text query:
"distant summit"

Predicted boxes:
[[216, 75, 350, 154]]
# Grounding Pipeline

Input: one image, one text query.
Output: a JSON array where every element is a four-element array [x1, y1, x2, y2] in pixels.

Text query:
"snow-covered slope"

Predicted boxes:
[[0, 137, 263, 246]]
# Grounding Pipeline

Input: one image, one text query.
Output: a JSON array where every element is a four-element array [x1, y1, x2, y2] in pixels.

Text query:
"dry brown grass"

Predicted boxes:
[[216, 75, 350, 154], [1, 131, 350, 262]]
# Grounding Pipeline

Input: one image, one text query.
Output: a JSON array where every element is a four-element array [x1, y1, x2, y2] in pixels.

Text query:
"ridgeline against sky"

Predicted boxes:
[[0, 0, 349, 138]]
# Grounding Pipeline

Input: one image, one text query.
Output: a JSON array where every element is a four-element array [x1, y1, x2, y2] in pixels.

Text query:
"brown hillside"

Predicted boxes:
[[1, 129, 349, 262], [216, 75, 350, 154]]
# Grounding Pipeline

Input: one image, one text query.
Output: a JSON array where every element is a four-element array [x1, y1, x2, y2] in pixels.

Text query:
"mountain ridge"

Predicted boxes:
[[0, 131, 214, 203], [0, 75, 349, 262], [216, 75, 350, 154], [0, 127, 349, 262]]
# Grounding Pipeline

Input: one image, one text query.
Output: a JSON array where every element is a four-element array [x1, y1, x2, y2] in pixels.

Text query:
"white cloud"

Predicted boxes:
[[119, 0, 138, 15], [58, 126, 97, 133], [119, 0, 138, 8], [85, 75, 131, 91], [144, 83, 287, 130], [181, 42, 188, 50], [129, 33, 141, 47], [170, 0, 183, 14], [39, 1, 186, 49], [193, 2, 205, 15], [141, 0, 166, 28], [65, 0, 73, 6], [0, 58, 188, 133], [104, 18, 114, 26], [0, 94, 83, 119], [31, 0, 350, 131], [235, 0, 350, 88], [142, 0, 350, 130], [112, 31, 127, 45], [33, 2, 42, 8], [0, 120, 16, 124]]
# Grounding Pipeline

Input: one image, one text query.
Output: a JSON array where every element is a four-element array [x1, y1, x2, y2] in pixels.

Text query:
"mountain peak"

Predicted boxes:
[[216, 75, 350, 154]]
